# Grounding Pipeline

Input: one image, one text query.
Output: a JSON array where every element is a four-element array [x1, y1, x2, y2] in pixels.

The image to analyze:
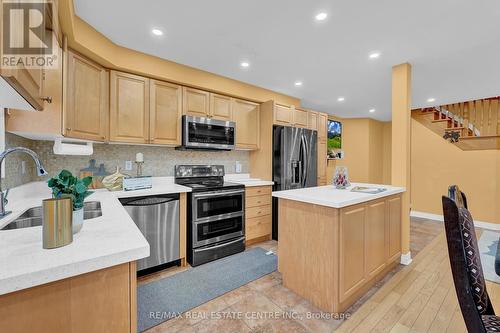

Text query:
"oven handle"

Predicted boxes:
[[193, 237, 245, 252], [193, 189, 245, 198], [193, 211, 244, 223]]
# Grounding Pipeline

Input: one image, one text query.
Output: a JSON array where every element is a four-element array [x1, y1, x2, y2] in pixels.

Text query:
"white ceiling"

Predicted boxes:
[[74, 0, 500, 121]]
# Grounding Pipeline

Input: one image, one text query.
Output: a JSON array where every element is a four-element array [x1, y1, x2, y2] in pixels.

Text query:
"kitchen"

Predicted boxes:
[[0, 1, 406, 332]]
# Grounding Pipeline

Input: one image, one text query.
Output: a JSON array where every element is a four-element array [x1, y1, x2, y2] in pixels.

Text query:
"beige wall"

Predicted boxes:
[[382, 122, 392, 184], [326, 118, 391, 185], [411, 119, 500, 224]]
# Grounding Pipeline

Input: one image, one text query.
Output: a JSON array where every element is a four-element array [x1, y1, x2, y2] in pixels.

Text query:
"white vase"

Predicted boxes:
[[72, 208, 84, 234]]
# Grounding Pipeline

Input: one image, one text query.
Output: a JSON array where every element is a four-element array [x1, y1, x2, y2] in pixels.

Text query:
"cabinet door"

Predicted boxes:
[[318, 113, 328, 141], [210, 93, 232, 121], [387, 196, 402, 262], [64, 51, 108, 141], [232, 99, 260, 150], [150, 80, 182, 145], [109, 71, 150, 143], [182, 87, 209, 117], [339, 205, 366, 302], [294, 108, 309, 128], [274, 104, 294, 126], [317, 138, 327, 182], [308, 111, 318, 131], [365, 200, 387, 278]]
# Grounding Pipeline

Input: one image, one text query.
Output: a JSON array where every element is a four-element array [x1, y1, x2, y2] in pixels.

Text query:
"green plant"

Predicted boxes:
[[48, 170, 93, 211]]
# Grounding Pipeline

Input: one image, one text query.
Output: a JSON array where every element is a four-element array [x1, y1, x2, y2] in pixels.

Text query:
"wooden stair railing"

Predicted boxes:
[[412, 96, 500, 150]]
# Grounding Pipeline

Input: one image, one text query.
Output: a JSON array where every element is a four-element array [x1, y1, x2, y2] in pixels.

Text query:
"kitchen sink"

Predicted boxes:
[[1, 201, 102, 231]]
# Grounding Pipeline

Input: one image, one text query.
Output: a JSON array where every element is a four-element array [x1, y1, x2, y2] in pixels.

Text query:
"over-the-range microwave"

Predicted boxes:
[[179, 115, 236, 150]]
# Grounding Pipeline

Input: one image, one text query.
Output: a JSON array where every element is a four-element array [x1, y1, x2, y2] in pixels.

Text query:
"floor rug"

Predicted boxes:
[[137, 247, 277, 332]]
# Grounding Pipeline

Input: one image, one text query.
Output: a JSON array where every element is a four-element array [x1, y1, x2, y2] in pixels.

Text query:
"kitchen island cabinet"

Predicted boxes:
[[273, 183, 405, 313]]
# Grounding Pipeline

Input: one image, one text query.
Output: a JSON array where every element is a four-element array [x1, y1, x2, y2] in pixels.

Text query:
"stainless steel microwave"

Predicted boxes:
[[181, 115, 236, 150]]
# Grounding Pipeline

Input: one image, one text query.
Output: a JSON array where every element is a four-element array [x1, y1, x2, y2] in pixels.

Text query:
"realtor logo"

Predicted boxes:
[[2, 0, 58, 69]]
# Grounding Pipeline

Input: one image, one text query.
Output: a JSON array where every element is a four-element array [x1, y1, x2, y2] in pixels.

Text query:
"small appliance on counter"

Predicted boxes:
[[175, 165, 245, 266]]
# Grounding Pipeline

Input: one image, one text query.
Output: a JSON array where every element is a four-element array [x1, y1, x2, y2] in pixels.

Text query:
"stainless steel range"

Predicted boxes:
[[175, 165, 245, 266]]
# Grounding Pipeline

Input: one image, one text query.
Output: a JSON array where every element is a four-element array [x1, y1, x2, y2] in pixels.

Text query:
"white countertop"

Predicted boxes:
[[225, 174, 274, 187], [0, 177, 192, 296], [272, 183, 405, 208]]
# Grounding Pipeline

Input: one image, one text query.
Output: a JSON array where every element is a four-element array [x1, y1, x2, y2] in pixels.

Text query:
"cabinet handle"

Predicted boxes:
[[66, 127, 71, 131], [41, 96, 52, 104]]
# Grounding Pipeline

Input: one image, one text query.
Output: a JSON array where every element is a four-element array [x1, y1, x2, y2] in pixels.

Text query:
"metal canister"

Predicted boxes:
[[42, 197, 73, 249]]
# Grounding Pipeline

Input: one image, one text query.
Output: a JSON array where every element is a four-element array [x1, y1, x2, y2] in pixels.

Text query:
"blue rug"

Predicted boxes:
[[137, 247, 277, 332]]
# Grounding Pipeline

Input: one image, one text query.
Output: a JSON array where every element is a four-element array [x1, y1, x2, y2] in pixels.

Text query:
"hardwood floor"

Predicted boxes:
[[141, 218, 477, 333]]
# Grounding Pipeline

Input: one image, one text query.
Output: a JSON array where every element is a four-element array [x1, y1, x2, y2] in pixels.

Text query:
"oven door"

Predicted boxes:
[[183, 115, 235, 150], [192, 189, 244, 221], [193, 214, 244, 248]]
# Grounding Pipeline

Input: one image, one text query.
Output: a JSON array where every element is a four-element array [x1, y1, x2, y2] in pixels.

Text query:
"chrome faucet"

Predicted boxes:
[[0, 147, 48, 218]]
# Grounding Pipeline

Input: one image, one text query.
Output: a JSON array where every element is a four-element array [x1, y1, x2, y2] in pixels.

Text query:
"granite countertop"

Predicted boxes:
[[272, 183, 405, 208], [0, 178, 192, 296]]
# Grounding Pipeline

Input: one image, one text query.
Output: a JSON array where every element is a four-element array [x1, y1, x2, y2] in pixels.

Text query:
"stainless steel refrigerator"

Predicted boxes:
[[272, 125, 317, 239]]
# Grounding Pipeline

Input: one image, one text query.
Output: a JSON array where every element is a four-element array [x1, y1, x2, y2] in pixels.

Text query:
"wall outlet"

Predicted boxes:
[[235, 161, 242, 173], [21, 161, 26, 175], [125, 160, 133, 171]]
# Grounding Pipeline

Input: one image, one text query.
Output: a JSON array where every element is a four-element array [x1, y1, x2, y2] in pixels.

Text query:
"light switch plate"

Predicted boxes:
[[125, 161, 133, 171], [235, 161, 242, 173]]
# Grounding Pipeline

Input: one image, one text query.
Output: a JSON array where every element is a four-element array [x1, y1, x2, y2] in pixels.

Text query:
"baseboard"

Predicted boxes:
[[400, 252, 412, 265], [410, 210, 500, 231]]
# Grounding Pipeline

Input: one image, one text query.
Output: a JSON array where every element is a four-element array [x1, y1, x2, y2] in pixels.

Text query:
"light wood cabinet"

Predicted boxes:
[[110, 71, 150, 144], [245, 186, 272, 245], [210, 93, 232, 121], [294, 108, 309, 128], [365, 200, 387, 278], [339, 205, 367, 302], [308, 111, 318, 131], [0, 262, 137, 333], [387, 196, 402, 262], [318, 112, 328, 141], [64, 51, 108, 141], [274, 104, 294, 126], [182, 87, 210, 117], [150, 80, 182, 145], [317, 138, 327, 185], [232, 98, 260, 150]]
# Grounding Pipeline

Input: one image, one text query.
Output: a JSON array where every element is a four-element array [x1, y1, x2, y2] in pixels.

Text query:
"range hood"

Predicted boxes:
[[0, 77, 37, 112]]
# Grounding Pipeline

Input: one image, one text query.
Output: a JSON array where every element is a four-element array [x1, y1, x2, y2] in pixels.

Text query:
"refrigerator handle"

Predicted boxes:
[[300, 135, 308, 187]]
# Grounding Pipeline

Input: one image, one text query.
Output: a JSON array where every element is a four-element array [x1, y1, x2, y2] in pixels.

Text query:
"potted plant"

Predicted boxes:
[[48, 170, 93, 234]]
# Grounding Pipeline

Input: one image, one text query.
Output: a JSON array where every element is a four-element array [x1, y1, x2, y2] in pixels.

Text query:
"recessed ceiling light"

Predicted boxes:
[[315, 12, 328, 21], [369, 108, 376, 113], [369, 52, 381, 59], [151, 28, 163, 36], [240, 61, 250, 68], [337, 97, 345, 102], [427, 98, 436, 103], [294, 81, 303, 87]]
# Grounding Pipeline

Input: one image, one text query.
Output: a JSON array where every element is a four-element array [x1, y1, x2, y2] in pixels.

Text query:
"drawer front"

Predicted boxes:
[[246, 186, 272, 197], [246, 194, 272, 208], [246, 205, 272, 219], [246, 215, 272, 240]]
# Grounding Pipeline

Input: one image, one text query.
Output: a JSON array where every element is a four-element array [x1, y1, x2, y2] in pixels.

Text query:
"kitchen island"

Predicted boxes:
[[273, 183, 405, 313]]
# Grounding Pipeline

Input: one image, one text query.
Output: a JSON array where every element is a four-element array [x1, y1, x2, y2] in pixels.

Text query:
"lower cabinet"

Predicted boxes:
[[0, 262, 137, 333], [245, 186, 272, 244], [338, 195, 402, 304]]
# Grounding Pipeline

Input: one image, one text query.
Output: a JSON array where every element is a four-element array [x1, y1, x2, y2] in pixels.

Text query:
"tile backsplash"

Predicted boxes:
[[4, 133, 250, 187]]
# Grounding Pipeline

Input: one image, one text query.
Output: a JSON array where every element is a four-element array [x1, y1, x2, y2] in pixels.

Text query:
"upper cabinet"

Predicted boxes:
[[233, 99, 260, 150], [64, 51, 109, 141], [274, 104, 294, 126], [210, 93, 232, 121], [318, 112, 328, 141], [182, 87, 210, 117], [150, 80, 182, 145], [308, 111, 318, 131], [109, 71, 150, 144], [294, 108, 309, 128]]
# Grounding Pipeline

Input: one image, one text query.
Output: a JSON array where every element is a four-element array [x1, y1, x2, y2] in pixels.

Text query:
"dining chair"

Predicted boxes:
[[442, 185, 499, 333]]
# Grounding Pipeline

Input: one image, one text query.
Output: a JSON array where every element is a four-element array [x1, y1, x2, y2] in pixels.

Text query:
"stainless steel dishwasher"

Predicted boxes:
[[119, 194, 180, 271]]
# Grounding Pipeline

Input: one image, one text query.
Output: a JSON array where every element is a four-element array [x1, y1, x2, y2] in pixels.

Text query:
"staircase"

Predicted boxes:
[[412, 97, 500, 150]]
